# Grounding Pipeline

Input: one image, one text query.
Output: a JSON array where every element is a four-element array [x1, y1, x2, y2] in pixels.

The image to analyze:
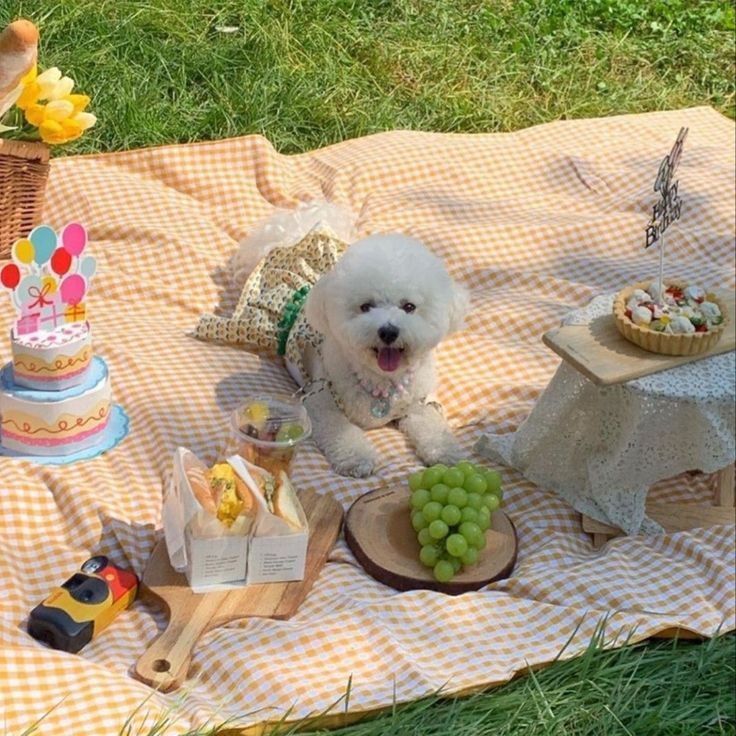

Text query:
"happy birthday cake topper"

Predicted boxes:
[[645, 127, 688, 301], [0, 223, 97, 336]]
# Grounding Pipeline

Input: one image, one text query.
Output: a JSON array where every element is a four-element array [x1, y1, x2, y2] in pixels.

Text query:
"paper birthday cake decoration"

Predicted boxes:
[[0, 223, 116, 457]]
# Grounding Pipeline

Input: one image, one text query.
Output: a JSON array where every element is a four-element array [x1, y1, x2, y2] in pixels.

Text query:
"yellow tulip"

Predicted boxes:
[[36, 67, 62, 98], [67, 94, 90, 113], [16, 80, 40, 110], [44, 99, 75, 122], [24, 103, 45, 126], [48, 76, 74, 100], [75, 112, 97, 130], [38, 119, 66, 144], [60, 116, 83, 140], [13, 65, 95, 144]]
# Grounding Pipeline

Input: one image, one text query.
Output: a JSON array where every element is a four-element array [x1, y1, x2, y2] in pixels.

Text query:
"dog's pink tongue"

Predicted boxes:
[[377, 347, 401, 372]]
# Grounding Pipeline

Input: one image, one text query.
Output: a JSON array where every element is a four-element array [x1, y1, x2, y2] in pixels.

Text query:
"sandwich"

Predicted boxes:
[[183, 453, 256, 533], [234, 459, 305, 532]]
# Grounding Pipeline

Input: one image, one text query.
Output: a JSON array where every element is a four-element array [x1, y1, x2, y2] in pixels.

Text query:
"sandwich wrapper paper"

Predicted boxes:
[[163, 447, 309, 591]]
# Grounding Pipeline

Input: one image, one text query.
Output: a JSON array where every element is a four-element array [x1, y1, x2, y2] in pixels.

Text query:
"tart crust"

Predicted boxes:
[[613, 280, 727, 356]]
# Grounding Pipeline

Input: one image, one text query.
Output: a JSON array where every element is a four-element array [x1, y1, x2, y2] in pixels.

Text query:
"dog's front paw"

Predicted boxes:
[[416, 435, 465, 468], [324, 431, 378, 478]]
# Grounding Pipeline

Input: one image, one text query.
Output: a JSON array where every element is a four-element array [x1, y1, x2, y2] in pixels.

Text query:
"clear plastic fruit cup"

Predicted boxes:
[[229, 394, 312, 478]]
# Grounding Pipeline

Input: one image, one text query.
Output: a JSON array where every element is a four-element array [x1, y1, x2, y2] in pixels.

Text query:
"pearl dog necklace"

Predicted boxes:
[[356, 368, 415, 418]]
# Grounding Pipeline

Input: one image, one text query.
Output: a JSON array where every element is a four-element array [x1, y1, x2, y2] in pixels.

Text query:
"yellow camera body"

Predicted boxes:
[[28, 556, 138, 653]]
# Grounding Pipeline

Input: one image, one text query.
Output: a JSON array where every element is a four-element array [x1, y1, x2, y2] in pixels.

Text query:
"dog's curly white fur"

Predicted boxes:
[[299, 233, 469, 477]]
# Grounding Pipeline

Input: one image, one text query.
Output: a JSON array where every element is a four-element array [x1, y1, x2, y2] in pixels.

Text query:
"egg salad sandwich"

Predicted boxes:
[[183, 454, 257, 534]]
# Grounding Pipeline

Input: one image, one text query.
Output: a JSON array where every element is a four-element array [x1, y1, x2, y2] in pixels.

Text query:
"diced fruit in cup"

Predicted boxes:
[[406, 460, 505, 583], [275, 422, 305, 443], [243, 401, 270, 429]]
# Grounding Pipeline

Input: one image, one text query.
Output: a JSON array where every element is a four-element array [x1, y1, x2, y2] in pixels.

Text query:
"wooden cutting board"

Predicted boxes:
[[133, 489, 342, 692], [543, 288, 734, 385], [344, 486, 517, 595]]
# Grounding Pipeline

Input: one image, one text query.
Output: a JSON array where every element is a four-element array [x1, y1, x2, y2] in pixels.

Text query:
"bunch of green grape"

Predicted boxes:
[[408, 461, 503, 583]]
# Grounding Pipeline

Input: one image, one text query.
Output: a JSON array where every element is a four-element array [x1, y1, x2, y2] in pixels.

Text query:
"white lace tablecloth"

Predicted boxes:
[[475, 295, 736, 535]]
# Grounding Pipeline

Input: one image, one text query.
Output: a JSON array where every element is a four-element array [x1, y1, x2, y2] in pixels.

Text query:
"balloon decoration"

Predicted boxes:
[[12, 238, 34, 265], [60, 273, 86, 305], [41, 275, 58, 295], [29, 225, 57, 265], [79, 256, 96, 279], [4, 223, 96, 335], [50, 247, 72, 276], [0, 263, 21, 289], [62, 222, 87, 256]]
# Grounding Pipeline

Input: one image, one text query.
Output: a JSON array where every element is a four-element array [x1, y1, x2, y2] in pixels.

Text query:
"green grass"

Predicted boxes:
[[1, 0, 734, 155], [3, 2, 735, 734]]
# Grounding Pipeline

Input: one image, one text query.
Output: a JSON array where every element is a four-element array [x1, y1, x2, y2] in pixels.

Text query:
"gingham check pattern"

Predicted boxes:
[[1, 107, 734, 735]]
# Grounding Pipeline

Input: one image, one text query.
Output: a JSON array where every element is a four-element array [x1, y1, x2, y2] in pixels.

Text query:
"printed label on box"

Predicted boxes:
[[185, 531, 248, 588], [246, 532, 308, 584]]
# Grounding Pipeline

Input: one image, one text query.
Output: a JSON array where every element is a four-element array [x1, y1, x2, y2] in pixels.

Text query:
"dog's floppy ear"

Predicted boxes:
[[304, 271, 333, 334], [447, 279, 471, 334]]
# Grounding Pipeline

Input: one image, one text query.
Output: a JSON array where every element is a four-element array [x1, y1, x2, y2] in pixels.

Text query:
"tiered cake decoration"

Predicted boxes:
[[0, 224, 127, 460], [613, 128, 728, 356]]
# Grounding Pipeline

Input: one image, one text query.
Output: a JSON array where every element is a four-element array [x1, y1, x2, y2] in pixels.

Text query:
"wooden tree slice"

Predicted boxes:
[[345, 486, 517, 595]]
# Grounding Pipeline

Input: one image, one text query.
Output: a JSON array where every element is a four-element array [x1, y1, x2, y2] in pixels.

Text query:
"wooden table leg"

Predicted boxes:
[[715, 463, 735, 507], [582, 514, 621, 548]]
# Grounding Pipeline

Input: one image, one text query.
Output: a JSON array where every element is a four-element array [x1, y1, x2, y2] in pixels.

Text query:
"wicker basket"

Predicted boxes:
[[613, 280, 728, 356], [0, 139, 50, 260]]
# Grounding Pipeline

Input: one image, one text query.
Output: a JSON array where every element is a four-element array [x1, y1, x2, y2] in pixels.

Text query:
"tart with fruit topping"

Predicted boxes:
[[613, 280, 727, 355]]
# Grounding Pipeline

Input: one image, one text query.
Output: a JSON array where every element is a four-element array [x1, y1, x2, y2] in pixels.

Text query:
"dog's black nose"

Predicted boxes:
[[378, 324, 400, 345]]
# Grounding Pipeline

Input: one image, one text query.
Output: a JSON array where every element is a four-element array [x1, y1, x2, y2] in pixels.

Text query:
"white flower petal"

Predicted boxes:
[[45, 99, 75, 121], [48, 76, 74, 100], [36, 66, 62, 98], [74, 112, 97, 130]]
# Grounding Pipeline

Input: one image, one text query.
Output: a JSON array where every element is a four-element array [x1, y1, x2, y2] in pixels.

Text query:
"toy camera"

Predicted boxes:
[[27, 555, 138, 653]]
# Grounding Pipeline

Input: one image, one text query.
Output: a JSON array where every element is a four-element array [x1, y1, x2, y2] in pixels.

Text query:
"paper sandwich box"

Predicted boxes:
[[163, 448, 308, 591]]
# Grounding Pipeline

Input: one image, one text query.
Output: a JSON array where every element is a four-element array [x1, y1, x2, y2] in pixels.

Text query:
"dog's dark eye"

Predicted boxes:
[[401, 302, 416, 314], [360, 303, 373, 313]]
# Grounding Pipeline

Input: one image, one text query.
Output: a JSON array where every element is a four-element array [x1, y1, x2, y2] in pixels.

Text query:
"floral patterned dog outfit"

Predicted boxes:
[[195, 228, 347, 384]]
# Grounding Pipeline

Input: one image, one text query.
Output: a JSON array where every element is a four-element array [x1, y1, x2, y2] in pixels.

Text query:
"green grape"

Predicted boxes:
[[482, 494, 501, 512], [412, 510, 429, 532], [440, 504, 461, 526], [433, 560, 454, 583], [442, 468, 465, 488], [466, 492, 483, 511], [419, 545, 440, 567], [408, 471, 424, 491], [460, 507, 479, 524], [432, 463, 449, 475], [422, 466, 445, 488], [464, 473, 487, 495], [477, 506, 491, 530], [446, 533, 468, 557], [429, 519, 449, 540], [450, 557, 462, 573], [459, 521, 483, 548], [410, 488, 431, 510], [456, 461, 476, 478], [417, 528, 432, 546], [476, 533, 487, 550], [447, 486, 468, 508], [460, 547, 479, 566], [430, 483, 450, 504], [483, 469, 502, 496], [422, 501, 443, 522]]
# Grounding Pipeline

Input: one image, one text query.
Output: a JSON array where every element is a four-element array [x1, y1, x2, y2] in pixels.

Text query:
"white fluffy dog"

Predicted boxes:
[[299, 233, 469, 477]]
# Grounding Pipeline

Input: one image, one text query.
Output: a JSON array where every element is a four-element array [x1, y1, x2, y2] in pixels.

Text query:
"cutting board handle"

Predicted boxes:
[[133, 591, 229, 692]]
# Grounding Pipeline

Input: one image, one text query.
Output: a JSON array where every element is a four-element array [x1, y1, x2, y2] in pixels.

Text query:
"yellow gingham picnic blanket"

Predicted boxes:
[[1, 106, 734, 735]]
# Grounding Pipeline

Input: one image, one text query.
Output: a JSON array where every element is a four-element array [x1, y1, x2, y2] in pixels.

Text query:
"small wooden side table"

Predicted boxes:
[[583, 464, 736, 548]]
